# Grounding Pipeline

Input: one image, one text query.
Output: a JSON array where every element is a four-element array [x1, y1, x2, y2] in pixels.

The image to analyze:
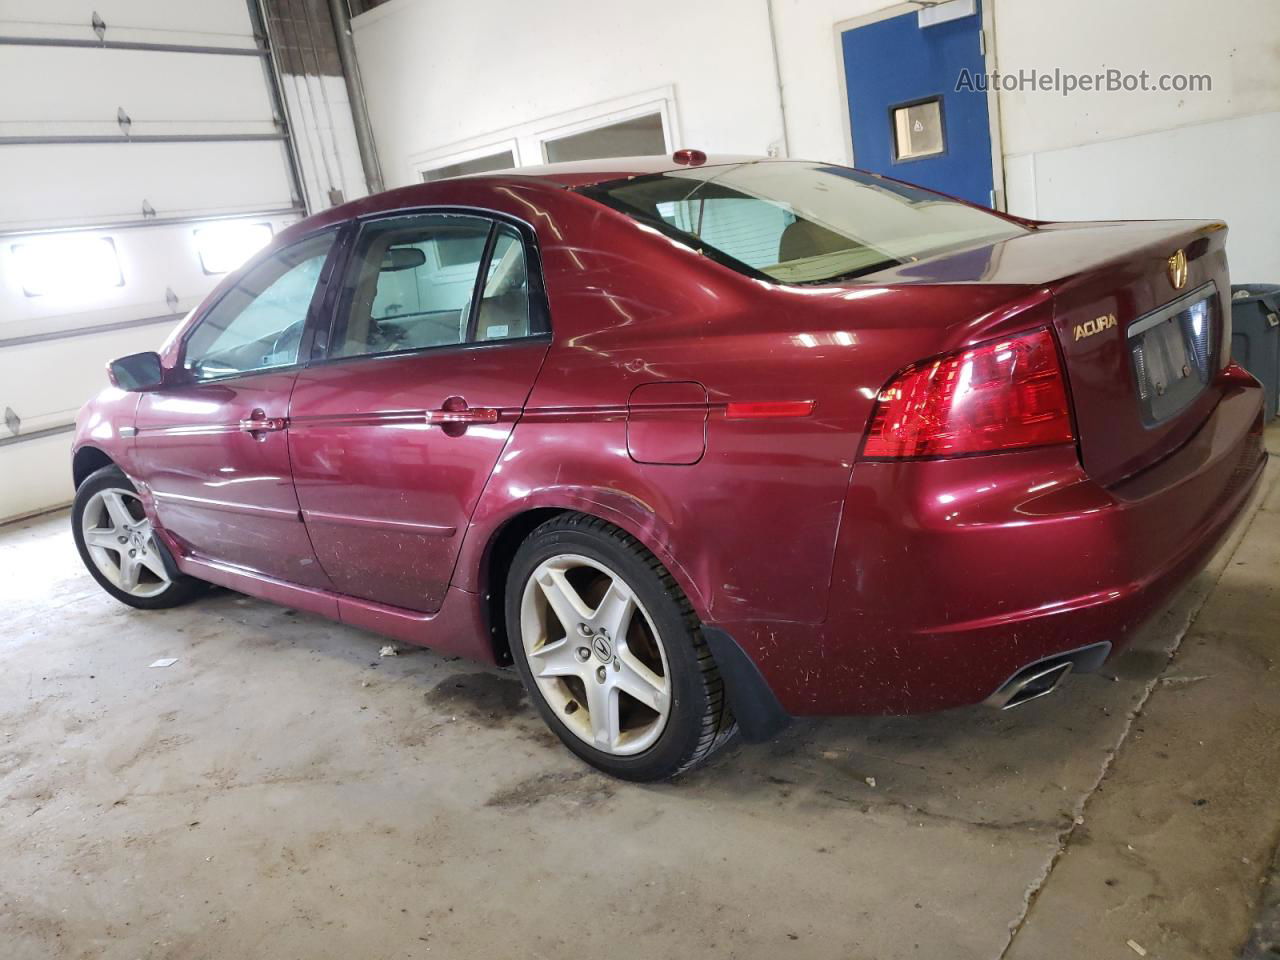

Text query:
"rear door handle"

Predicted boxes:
[[424, 397, 499, 426], [424, 408, 500, 425]]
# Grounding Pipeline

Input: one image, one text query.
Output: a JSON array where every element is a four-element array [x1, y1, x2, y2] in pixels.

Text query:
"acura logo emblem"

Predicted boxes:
[[592, 634, 613, 662]]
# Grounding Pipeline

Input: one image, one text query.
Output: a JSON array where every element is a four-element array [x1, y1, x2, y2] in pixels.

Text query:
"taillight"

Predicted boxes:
[[861, 328, 1074, 459]]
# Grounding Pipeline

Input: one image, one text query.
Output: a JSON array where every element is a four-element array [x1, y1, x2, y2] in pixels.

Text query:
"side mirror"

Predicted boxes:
[[107, 351, 165, 391]]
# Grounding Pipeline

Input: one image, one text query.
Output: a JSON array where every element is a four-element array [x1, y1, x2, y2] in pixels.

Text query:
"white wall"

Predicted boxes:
[[352, 0, 1280, 280], [995, 0, 1280, 281], [351, 0, 784, 185]]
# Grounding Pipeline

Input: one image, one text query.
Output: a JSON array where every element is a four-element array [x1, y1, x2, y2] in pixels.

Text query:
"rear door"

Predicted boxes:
[[133, 228, 340, 586], [288, 212, 550, 613], [840, 1, 995, 206]]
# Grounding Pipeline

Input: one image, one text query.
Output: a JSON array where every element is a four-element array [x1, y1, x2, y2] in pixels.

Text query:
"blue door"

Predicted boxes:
[[841, 3, 994, 206]]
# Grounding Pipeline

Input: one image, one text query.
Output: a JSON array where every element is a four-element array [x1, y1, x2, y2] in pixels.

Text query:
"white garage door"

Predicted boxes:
[[0, 0, 306, 520]]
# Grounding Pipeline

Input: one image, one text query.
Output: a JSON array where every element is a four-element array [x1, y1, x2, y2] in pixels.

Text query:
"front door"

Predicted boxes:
[[133, 229, 340, 588], [288, 212, 550, 613], [840, 1, 995, 206]]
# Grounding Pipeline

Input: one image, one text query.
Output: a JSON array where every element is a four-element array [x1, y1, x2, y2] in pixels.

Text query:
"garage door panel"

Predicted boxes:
[[0, 432, 76, 520], [0, 213, 300, 342], [1, 322, 180, 434], [0, 0, 306, 520], [0, 48, 276, 136], [0, 2, 255, 46], [0, 140, 296, 231]]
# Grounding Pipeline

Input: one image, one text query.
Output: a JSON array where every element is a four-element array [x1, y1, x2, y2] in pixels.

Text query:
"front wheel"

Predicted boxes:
[[506, 514, 737, 781], [72, 465, 204, 609]]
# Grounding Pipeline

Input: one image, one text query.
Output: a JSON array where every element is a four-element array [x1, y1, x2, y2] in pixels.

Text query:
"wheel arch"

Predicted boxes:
[[471, 499, 711, 667], [72, 445, 115, 489]]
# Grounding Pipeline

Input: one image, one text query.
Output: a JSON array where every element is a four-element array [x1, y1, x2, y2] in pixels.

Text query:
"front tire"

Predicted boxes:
[[506, 514, 737, 781], [72, 465, 204, 610]]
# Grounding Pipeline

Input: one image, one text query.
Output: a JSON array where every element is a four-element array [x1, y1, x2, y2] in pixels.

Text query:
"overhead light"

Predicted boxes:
[[10, 235, 124, 298], [193, 222, 273, 275]]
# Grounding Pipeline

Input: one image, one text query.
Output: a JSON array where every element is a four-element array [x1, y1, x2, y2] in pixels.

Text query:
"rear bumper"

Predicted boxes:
[[718, 381, 1268, 718]]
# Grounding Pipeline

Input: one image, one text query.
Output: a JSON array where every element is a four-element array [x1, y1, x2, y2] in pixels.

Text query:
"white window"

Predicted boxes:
[[421, 149, 516, 183], [408, 88, 678, 183], [543, 113, 666, 163]]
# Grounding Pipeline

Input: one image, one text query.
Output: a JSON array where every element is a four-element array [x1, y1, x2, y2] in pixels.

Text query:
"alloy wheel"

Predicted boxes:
[[79, 487, 171, 599], [519, 553, 671, 755]]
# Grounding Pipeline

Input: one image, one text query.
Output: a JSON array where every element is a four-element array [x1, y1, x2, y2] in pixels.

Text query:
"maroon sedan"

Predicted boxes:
[[72, 155, 1267, 780]]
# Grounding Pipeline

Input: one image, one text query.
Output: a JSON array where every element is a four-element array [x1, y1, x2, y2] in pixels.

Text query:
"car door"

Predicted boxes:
[[288, 212, 551, 613], [132, 228, 340, 588]]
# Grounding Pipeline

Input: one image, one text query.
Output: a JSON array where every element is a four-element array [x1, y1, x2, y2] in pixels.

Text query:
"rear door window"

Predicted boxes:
[[328, 214, 540, 359]]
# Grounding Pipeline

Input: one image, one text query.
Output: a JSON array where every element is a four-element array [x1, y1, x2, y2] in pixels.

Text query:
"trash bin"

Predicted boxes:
[[1230, 284, 1280, 423]]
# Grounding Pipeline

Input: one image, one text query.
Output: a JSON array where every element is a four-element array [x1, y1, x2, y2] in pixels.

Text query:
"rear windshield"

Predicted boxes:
[[581, 160, 1027, 284]]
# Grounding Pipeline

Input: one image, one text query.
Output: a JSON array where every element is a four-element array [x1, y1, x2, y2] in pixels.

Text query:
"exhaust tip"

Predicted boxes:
[[1004, 661, 1073, 709], [984, 659, 1075, 710], [983, 641, 1112, 710]]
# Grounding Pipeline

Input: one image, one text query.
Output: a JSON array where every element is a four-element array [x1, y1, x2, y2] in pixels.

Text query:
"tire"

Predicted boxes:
[[505, 513, 737, 781], [72, 465, 205, 610]]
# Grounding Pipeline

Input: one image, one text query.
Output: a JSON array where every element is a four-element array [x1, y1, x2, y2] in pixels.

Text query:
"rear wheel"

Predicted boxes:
[[72, 465, 204, 609], [506, 514, 737, 781]]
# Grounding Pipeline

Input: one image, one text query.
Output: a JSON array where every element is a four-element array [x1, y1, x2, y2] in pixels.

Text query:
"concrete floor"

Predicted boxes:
[[2, 444, 1278, 960]]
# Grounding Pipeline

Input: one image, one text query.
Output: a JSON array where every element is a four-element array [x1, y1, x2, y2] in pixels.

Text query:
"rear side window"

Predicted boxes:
[[475, 224, 531, 341], [582, 160, 1026, 284], [328, 215, 541, 360]]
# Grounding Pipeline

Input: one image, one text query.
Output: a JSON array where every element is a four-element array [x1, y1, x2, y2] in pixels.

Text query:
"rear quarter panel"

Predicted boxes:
[[452, 190, 1051, 626]]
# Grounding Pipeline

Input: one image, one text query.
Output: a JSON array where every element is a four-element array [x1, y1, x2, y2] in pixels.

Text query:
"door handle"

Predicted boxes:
[[423, 407, 500, 425], [425, 396, 499, 427], [239, 410, 288, 433]]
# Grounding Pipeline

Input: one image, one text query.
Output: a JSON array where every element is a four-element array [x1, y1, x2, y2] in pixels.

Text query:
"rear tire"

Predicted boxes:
[[72, 465, 204, 610], [505, 513, 737, 781]]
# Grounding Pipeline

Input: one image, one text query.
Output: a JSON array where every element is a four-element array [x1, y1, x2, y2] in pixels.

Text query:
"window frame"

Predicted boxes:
[[311, 206, 552, 369], [177, 225, 343, 385]]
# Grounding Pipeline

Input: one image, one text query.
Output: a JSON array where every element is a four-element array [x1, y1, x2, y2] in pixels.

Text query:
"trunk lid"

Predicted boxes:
[[862, 218, 1231, 485], [1042, 220, 1229, 485]]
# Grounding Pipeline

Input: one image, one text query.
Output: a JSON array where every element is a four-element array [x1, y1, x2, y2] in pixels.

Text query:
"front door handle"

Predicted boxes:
[[239, 409, 288, 433]]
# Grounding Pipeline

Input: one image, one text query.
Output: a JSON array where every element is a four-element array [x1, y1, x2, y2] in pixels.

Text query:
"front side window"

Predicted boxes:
[[583, 160, 1026, 284], [330, 214, 537, 359], [183, 230, 336, 380]]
